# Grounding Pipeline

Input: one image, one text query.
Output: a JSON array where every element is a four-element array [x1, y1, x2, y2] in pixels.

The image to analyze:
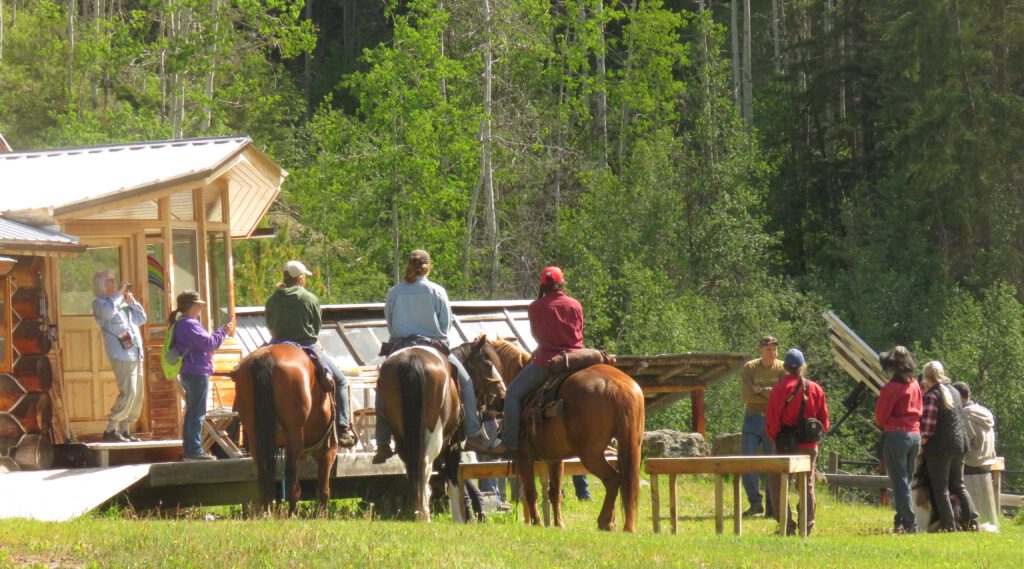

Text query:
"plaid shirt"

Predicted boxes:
[[920, 387, 940, 438]]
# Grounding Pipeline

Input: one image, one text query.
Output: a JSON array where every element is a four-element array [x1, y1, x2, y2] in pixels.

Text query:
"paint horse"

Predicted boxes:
[[376, 335, 505, 521], [486, 337, 645, 531], [233, 343, 338, 514]]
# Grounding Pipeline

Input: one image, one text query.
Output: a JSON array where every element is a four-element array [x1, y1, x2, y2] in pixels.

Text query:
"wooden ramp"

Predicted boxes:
[[0, 465, 151, 521]]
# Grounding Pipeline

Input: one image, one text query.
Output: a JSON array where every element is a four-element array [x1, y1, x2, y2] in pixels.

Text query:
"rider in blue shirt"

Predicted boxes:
[[372, 249, 493, 463]]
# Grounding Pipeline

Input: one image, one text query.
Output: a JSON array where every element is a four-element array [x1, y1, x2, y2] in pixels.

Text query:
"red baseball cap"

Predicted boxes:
[[540, 266, 564, 285]]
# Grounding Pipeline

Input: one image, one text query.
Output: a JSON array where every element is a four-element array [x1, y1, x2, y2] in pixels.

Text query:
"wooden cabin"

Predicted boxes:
[[0, 137, 285, 468]]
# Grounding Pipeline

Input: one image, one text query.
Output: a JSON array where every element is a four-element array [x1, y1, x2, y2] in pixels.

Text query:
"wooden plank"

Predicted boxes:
[[778, 474, 789, 537], [456, 457, 613, 480], [732, 475, 742, 535], [646, 455, 811, 476], [823, 473, 892, 491], [651, 473, 661, 533]]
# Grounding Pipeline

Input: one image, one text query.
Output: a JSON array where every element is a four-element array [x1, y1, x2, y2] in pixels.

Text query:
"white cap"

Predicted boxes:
[[283, 260, 313, 278]]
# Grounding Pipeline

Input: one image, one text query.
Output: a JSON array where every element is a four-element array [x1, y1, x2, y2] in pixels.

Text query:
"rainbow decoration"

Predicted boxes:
[[147, 255, 165, 290]]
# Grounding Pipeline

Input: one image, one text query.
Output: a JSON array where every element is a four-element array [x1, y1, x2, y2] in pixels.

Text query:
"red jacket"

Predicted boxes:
[[529, 291, 584, 367], [767, 374, 830, 449], [874, 377, 923, 433]]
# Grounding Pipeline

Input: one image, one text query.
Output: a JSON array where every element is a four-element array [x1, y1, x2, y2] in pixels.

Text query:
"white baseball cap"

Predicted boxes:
[[283, 260, 313, 278]]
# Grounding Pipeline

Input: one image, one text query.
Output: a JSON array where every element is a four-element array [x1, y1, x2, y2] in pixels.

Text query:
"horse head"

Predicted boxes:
[[453, 335, 506, 412]]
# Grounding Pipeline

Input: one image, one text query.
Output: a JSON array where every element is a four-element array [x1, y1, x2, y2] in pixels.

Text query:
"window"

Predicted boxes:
[[172, 229, 198, 299], [207, 232, 231, 328], [146, 242, 167, 325], [60, 247, 121, 316], [0, 277, 11, 372]]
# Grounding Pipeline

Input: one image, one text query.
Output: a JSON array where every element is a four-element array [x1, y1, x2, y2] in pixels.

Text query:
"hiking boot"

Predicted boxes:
[[120, 432, 141, 442], [184, 452, 217, 461], [372, 445, 394, 464], [102, 430, 129, 443], [742, 504, 764, 518], [337, 426, 358, 449], [485, 437, 510, 457], [463, 430, 494, 454]]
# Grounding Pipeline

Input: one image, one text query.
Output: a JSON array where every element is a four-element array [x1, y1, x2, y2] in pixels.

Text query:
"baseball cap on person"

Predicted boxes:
[[283, 260, 313, 278], [758, 335, 779, 348], [784, 348, 805, 370], [540, 266, 564, 285]]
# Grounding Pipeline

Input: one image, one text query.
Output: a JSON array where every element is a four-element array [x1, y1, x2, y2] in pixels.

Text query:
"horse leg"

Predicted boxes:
[[516, 450, 541, 525], [580, 452, 620, 531], [316, 442, 338, 517], [284, 428, 304, 516], [547, 461, 565, 529]]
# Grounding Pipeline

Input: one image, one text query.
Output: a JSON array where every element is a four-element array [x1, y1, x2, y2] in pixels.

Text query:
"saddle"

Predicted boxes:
[[523, 348, 616, 437]]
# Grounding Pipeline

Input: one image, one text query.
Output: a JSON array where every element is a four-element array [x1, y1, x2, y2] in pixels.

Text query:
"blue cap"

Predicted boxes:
[[784, 348, 805, 369]]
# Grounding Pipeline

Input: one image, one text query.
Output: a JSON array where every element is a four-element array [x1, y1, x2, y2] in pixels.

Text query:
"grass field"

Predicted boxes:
[[1, 474, 1020, 568]]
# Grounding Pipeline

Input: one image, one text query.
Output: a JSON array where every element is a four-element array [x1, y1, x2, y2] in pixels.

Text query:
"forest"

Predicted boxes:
[[2, 0, 1023, 480]]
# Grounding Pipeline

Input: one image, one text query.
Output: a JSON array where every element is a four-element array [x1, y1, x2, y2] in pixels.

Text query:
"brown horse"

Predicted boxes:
[[233, 343, 337, 514], [486, 337, 645, 531], [377, 335, 505, 521]]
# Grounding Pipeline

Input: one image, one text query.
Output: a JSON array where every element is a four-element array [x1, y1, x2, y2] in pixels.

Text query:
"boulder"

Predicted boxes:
[[643, 429, 710, 458], [712, 433, 743, 456]]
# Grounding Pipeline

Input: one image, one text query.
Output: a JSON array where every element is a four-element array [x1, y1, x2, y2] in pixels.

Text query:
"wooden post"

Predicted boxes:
[[690, 390, 705, 435], [668, 473, 678, 535], [778, 474, 789, 536], [733, 474, 742, 535], [797, 472, 808, 537], [651, 473, 661, 533], [540, 471, 550, 527], [714, 474, 724, 534], [829, 451, 840, 499]]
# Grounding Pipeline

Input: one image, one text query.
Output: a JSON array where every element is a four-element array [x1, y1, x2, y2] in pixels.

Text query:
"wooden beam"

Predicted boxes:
[[646, 455, 812, 475], [690, 390, 706, 435]]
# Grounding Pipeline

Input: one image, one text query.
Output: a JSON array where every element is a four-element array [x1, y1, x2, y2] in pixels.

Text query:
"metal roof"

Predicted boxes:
[[0, 136, 286, 238], [0, 216, 86, 254]]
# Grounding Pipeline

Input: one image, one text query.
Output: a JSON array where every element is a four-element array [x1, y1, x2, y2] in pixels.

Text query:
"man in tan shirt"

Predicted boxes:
[[740, 335, 786, 516]]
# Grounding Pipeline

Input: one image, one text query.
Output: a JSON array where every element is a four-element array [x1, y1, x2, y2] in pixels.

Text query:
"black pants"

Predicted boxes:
[[925, 451, 979, 531]]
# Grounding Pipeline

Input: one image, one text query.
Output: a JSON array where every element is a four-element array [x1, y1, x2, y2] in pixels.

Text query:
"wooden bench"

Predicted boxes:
[[454, 457, 616, 525], [646, 455, 813, 537], [85, 440, 184, 467]]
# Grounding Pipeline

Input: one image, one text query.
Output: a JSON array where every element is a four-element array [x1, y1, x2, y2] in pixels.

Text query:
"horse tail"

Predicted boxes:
[[250, 351, 278, 507], [614, 381, 645, 532], [396, 356, 429, 517]]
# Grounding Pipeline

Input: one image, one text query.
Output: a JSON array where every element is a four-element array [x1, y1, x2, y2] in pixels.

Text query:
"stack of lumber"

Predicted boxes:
[[823, 311, 887, 395]]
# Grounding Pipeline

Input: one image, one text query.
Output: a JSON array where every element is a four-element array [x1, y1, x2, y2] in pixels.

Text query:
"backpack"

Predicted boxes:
[[775, 379, 826, 452], [161, 320, 190, 380]]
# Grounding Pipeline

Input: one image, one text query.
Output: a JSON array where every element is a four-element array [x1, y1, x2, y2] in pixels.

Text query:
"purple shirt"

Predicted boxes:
[[172, 317, 228, 376]]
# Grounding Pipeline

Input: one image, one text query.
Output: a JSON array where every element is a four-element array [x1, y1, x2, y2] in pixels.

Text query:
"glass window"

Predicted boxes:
[[146, 243, 167, 325], [60, 247, 121, 316], [172, 229, 198, 299], [340, 324, 389, 366], [207, 232, 231, 328], [0, 277, 10, 372]]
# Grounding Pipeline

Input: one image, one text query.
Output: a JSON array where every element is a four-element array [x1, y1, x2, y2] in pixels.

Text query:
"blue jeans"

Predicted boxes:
[[375, 351, 481, 447], [478, 417, 506, 500], [307, 344, 350, 429], [882, 431, 920, 531], [741, 410, 773, 508], [573, 475, 591, 499], [499, 362, 549, 451], [179, 373, 209, 456]]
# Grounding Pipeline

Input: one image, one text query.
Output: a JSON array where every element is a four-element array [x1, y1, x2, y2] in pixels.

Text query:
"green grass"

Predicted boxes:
[[0, 475, 1020, 568]]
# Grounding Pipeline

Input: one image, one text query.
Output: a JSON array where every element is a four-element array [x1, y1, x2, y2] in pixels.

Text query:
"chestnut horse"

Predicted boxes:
[[233, 343, 337, 514], [377, 335, 505, 521], [486, 337, 645, 531]]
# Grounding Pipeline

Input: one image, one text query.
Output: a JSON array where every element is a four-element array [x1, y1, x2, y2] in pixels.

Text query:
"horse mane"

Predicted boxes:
[[488, 336, 531, 379]]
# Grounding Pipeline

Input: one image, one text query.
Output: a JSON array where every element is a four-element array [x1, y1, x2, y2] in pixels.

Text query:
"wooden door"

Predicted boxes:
[[57, 239, 131, 437]]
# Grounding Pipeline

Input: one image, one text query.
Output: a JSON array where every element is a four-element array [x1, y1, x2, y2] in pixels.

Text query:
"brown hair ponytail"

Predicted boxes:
[[404, 250, 432, 283]]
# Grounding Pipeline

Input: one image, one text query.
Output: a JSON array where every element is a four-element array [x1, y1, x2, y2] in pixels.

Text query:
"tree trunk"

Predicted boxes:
[[202, 0, 218, 132], [742, 0, 752, 124], [66, 0, 75, 99], [617, 0, 638, 168], [731, 0, 740, 112], [771, 0, 781, 73], [481, 0, 498, 297], [594, 0, 608, 168], [303, 0, 314, 113]]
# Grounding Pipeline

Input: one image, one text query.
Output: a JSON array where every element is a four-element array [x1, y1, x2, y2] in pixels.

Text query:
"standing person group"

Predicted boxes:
[[874, 347, 985, 533], [92, 269, 147, 443]]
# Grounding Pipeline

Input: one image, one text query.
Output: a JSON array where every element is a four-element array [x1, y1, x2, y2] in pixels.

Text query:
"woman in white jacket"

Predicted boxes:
[[952, 381, 999, 529]]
